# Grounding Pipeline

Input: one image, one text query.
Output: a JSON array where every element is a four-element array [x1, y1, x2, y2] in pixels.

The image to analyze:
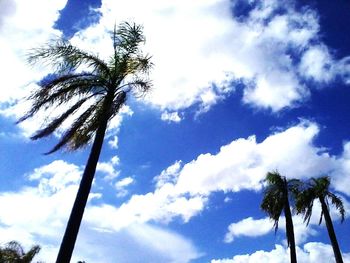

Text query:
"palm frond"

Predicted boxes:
[[30, 97, 91, 140], [327, 192, 345, 223], [295, 188, 315, 226], [111, 91, 127, 115], [22, 245, 41, 262], [319, 209, 324, 225], [28, 39, 110, 76], [116, 22, 145, 55], [261, 183, 284, 232], [17, 73, 104, 123], [45, 101, 101, 154], [296, 176, 345, 226]]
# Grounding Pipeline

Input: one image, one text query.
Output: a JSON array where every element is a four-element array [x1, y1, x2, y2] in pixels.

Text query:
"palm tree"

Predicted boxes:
[[18, 22, 152, 262], [0, 241, 41, 263], [260, 171, 300, 263], [295, 176, 345, 263]]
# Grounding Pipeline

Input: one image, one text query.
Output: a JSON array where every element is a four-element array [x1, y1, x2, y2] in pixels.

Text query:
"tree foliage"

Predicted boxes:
[[295, 176, 345, 225], [261, 171, 300, 233], [18, 21, 152, 154], [0, 241, 41, 263]]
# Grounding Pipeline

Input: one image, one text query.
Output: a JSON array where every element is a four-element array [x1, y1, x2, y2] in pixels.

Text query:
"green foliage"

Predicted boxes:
[[0, 241, 41, 263], [295, 176, 345, 225], [18, 21, 152, 154], [261, 171, 301, 232]]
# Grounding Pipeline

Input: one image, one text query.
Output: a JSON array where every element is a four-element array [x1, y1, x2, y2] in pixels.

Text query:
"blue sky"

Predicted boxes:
[[1, 0, 350, 262]]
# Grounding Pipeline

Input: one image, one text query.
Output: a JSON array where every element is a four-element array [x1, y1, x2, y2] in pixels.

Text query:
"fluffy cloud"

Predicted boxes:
[[84, 120, 349, 230], [161, 111, 182, 123], [66, 0, 350, 114], [97, 156, 121, 181], [224, 217, 272, 243], [85, 184, 207, 229], [172, 121, 335, 196], [0, 122, 349, 262], [211, 242, 350, 263], [106, 105, 134, 149], [0, 0, 66, 105], [154, 160, 182, 188], [224, 215, 317, 246], [0, 160, 81, 245], [115, 177, 134, 197], [332, 142, 350, 194], [71, 222, 202, 263], [0, 160, 201, 263], [0, 0, 68, 139], [69, 120, 348, 234], [2, 0, 350, 138]]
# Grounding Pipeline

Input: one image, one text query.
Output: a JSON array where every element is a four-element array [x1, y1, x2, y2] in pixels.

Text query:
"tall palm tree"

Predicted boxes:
[[0, 241, 41, 263], [18, 22, 152, 262], [260, 171, 300, 263], [295, 176, 345, 263]]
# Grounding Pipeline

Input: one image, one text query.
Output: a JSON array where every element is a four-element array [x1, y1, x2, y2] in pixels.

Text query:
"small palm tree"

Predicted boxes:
[[261, 171, 300, 263], [18, 22, 152, 262], [295, 176, 345, 263], [0, 241, 41, 263]]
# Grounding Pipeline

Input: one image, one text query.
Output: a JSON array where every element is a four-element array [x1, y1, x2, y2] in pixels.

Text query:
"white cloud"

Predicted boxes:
[[211, 242, 350, 263], [332, 142, 350, 194], [0, 0, 66, 105], [223, 215, 317, 245], [2, 0, 350, 136], [86, 184, 207, 229], [224, 217, 273, 243], [298, 45, 334, 83], [115, 177, 134, 197], [97, 156, 120, 181], [70, 222, 202, 263], [161, 111, 182, 123], [85, 120, 350, 229], [0, 160, 201, 263], [65, 0, 350, 114], [0, 160, 81, 242], [173, 121, 334, 196], [106, 105, 133, 149], [1, 0, 350, 136], [126, 224, 202, 263], [154, 160, 182, 188]]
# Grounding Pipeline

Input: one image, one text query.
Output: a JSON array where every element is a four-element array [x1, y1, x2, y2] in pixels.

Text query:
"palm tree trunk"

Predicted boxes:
[[284, 200, 297, 263], [282, 177, 297, 263], [319, 197, 343, 263], [56, 95, 113, 263]]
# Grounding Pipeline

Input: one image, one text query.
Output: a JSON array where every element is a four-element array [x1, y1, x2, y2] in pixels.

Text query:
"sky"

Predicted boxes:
[[0, 0, 350, 262]]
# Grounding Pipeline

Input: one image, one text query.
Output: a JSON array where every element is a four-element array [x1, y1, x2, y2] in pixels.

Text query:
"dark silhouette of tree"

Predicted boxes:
[[0, 241, 41, 263], [261, 171, 300, 263], [295, 176, 345, 263], [18, 21, 152, 262]]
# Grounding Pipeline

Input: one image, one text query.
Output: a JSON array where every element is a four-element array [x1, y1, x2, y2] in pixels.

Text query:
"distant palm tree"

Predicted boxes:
[[18, 22, 152, 262], [261, 171, 300, 263], [295, 176, 345, 263], [0, 241, 41, 263]]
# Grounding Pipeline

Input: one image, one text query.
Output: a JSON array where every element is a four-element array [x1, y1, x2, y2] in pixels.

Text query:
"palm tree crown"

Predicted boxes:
[[295, 176, 345, 263], [18, 22, 152, 154], [261, 171, 300, 263], [295, 176, 345, 225]]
